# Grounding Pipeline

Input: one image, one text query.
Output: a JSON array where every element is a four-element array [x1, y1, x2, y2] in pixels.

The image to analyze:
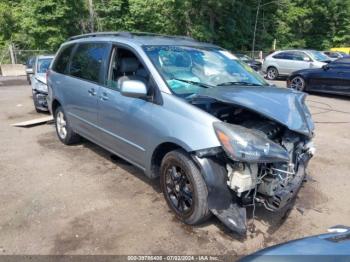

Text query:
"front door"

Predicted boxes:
[[329, 66, 350, 95], [288, 51, 312, 74], [96, 46, 155, 169]]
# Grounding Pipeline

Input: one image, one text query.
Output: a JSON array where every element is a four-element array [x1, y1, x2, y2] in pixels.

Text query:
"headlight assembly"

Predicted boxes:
[[213, 122, 289, 163], [35, 80, 48, 92]]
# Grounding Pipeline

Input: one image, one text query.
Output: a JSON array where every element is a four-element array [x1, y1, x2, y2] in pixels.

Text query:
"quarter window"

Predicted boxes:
[[52, 44, 74, 74], [69, 43, 109, 84]]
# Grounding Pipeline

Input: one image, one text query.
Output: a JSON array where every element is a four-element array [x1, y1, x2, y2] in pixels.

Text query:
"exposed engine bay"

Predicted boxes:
[[191, 97, 315, 233]]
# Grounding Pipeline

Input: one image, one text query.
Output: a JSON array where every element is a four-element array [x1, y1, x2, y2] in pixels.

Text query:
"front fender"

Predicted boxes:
[[192, 156, 232, 210], [192, 155, 247, 235]]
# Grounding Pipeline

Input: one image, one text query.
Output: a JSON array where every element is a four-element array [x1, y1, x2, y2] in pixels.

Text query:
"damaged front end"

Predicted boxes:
[[191, 87, 315, 235]]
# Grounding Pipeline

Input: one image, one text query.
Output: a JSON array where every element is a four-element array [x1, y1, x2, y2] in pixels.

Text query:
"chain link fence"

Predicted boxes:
[[0, 47, 48, 65], [234, 50, 271, 60]]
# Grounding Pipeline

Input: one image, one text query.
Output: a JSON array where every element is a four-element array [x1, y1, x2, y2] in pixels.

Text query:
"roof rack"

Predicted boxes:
[[131, 32, 195, 41], [68, 31, 132, 41], [68, 31, 195, 41]]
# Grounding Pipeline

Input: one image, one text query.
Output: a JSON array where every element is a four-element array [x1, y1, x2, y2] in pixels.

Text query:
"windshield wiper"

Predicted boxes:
[[216, 81, 263, 86], [172, 78, 213, 89]]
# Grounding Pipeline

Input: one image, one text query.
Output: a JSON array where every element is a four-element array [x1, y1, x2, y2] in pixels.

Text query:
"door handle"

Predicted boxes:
[[100, 92, 109, 101], [88, 88, 96, 96]]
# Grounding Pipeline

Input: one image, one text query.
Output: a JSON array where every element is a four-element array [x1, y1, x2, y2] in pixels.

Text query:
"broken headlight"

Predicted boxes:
[[213, 122, 289, 163]]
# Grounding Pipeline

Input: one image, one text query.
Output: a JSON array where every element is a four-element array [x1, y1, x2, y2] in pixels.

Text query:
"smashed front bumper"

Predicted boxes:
[[193, 156, 248, 234], [193, 149, 313, 235], [33, 90, 49, 111]]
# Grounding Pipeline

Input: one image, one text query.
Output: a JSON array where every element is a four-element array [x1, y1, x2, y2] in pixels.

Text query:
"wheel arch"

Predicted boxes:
[[267, 65, 278, 72], [51, 99, 62, 115], [150, 142, 186, 178]]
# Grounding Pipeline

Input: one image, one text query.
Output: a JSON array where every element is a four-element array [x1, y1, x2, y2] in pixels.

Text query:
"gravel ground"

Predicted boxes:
[[0, 76, 349, 257]]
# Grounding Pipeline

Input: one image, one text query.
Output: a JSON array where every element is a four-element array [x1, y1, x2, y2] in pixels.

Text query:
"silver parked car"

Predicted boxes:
[[262, 50, 330, 80], [47, 32, 315, 235], [31, 55, 54, 112], [25, 56, 35, 84]]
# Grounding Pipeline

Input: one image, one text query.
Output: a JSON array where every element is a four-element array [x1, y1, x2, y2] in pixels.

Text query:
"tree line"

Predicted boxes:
[[1, 0, 350, 53]]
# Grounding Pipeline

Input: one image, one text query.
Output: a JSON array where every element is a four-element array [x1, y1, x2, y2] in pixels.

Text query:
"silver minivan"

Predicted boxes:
[[48, 32, 315, 235]]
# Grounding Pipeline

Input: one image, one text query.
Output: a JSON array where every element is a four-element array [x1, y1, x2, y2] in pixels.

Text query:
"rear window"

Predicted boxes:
[[69, 42, 109, 84], [52, 44, 75, 74]]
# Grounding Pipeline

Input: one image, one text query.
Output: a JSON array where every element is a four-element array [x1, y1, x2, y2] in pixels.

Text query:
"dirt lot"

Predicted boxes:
[[0, 76, 349, 256]]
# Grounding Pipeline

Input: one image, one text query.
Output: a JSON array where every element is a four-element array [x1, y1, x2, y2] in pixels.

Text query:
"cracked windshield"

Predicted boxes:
[[144, 45, 268, 96]]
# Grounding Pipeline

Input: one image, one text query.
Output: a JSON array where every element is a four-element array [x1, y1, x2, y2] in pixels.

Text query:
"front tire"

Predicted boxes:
[[266, 66, 279, 80], [54, 106, 80, 145], [290, 76, 306, 91], [160, 150, 211, 225]]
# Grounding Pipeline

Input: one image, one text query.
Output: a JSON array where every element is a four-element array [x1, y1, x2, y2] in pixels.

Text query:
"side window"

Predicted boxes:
[[69, 42, 109, 84], [292, 52, 309, 61], [273, 52, 293, 60], [107, 47, 149, 90], [333, 58, 350, 64], [272, 52, 286, 59], [282, 52, 294, 60], [52, 44, 74, 74]]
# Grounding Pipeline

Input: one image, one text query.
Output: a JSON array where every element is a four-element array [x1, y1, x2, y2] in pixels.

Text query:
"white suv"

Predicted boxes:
[[262, 50, 329, 80]]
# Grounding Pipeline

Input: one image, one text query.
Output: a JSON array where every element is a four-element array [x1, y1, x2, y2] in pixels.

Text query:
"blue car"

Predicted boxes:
[[241, 226, 350, 261], [47, 32, 315, 235]]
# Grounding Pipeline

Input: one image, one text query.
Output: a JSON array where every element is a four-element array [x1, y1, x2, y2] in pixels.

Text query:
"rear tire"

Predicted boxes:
[[54, 106, 80, 145], [266, 66, 279, 80], [160, 149, 211, 225]]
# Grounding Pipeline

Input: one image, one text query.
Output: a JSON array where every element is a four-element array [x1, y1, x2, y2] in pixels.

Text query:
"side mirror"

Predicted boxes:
[[303, 57, 311, 62], [322, 64, 329, 70], [120, 79, 148, 98]]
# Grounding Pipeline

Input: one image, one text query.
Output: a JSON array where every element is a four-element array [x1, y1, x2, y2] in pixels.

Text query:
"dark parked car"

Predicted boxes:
[[287, 58, 350, 96], [323, 51, 350, 60], [235, 53, 262, 71]]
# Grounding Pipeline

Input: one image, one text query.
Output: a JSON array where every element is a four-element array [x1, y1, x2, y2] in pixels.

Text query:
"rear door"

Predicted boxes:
[[272, 52, 294, 75], [64, 42, 111, 139]]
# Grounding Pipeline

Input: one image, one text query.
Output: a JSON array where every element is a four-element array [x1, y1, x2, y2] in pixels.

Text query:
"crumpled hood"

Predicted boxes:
[[34, 73, 47, 84], [193, 86, 314, 137]]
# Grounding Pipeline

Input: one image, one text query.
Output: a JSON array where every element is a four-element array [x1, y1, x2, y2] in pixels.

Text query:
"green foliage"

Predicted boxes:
[[273, 0, 350, 50], [0, 0, 350, 52], [0, 1, 18, 47], [17, 0, 88, 51]]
